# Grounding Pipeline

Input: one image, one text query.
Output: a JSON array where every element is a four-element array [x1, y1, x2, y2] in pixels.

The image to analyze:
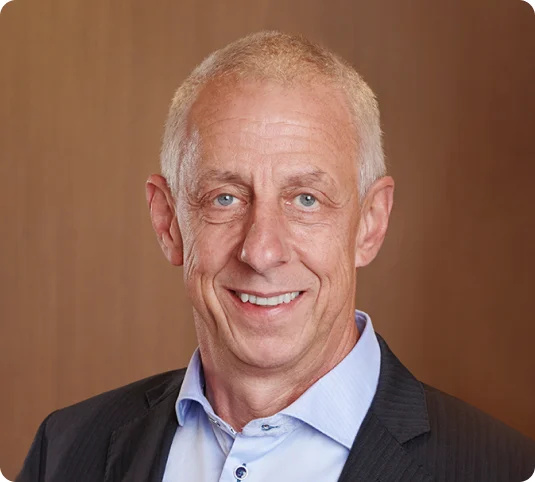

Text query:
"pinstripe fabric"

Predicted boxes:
[[17, 336, 535, 482], [339, 337, 535, 482]]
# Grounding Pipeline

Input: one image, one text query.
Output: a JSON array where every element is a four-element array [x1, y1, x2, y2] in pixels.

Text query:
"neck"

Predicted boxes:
[[199, 316, 359, 431]]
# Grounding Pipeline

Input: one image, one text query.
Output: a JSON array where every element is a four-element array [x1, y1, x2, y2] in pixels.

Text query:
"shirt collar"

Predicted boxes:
[[176, 310, 381, 449], [281, 310, 380, 448], [176, 346, 210, 427]]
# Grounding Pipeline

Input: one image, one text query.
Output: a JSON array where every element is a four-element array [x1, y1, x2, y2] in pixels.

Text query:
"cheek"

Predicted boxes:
[[293, 222, 357, 297], [293, 219, 356, 265], [182, 222, 241, 286], [182, 235, 229, 318]]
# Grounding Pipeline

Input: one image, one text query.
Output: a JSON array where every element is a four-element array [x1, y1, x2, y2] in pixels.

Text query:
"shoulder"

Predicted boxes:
[[407, 383, 535, 481], [374, 334, 534, 480], [423, 383, 534, 452], [45, 368, 185, 438], [17, 369, 186, 481]]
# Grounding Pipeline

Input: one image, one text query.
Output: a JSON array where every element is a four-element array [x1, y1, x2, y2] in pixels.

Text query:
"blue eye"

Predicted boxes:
[[215, 194, 236, 206], [296, 193, 317, 208]]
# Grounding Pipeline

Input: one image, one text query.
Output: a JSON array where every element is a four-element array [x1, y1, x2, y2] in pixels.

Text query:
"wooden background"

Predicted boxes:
[[1, 0, 534, 478]]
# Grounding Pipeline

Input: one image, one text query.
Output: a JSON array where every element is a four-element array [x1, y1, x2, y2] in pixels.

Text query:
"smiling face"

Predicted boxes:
[[172, 79, 364, 372], [148, 77, 394, 379]]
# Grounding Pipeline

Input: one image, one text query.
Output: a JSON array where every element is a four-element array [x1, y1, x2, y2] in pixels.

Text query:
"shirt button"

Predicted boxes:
[[261, 424, 271, 431], [234, 465, 248, 480]]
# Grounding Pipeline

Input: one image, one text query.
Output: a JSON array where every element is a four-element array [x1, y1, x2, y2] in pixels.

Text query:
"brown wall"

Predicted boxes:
[[1, 0, 534, 478]]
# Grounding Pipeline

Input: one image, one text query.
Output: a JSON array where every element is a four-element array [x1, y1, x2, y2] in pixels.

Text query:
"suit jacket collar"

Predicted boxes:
[[104, 336, 433, 482], [370, 335, 431, 444], [104, 372, 183, 482], [338, 335, 433, 482]]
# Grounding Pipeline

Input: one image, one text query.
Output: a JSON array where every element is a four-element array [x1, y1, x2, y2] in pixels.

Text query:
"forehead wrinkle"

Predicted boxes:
[[193, 127, 354, 194], [199, 120, 348, 166], [187, 81, 359, 194], [198, 112, 352, 153], [272, 108, 355, 155], [191, 77, 356, 139]]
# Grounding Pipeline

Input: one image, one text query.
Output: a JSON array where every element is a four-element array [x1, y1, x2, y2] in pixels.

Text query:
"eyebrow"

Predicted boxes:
[[284, 170, 335, 189], [193, 170, 248, 193], [196, 169, 336, 190]]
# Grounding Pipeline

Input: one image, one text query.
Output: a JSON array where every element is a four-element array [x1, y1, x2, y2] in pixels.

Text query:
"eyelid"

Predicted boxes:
[[209, 184, 250, 197]]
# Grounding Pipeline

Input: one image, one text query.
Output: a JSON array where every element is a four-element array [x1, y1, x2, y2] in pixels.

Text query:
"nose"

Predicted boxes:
[[239, 202, 291, 273]]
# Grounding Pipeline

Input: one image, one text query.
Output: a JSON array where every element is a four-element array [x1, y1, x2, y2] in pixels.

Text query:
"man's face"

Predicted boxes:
[[176, 80, 363, 370]]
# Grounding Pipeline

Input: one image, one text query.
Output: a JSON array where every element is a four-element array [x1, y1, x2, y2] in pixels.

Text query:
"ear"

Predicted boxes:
[[146, 174, 183, 266], [355, 176, 395, 268]]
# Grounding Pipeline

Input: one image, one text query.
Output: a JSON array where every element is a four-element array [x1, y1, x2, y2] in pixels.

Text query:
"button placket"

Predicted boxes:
[[207, 415, 235, 456]]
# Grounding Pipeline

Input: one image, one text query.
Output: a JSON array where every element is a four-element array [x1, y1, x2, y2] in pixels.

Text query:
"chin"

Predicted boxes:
[[232, 336, 309, 371]]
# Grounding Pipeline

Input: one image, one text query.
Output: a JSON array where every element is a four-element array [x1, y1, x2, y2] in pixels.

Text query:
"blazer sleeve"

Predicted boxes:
[[16, 412, 56, 482]]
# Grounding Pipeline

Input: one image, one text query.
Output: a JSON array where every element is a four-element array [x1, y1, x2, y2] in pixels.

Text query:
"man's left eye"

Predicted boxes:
[[295, 193, 317, 208], [215, 194, 237, 207]]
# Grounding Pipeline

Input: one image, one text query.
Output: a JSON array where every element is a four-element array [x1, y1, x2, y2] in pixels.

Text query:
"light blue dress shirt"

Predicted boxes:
[[162, 310, 381, 482]]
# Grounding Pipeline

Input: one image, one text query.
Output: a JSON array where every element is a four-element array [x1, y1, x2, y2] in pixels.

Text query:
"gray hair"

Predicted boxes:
[[160, 31, 386, 200]]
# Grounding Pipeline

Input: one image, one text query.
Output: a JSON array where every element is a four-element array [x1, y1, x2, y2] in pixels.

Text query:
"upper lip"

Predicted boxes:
[[228, 288, 303, 297]]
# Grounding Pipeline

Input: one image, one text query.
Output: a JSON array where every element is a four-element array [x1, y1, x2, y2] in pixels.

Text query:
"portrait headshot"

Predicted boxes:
[[1, 1, 534, 482]]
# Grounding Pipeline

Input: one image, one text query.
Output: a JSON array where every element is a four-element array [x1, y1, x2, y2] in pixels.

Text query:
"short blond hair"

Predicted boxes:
[[160, 31, 385, 200]]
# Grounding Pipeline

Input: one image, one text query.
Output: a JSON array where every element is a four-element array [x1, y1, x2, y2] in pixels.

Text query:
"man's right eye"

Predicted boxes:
[[214, 194, 236, 207]]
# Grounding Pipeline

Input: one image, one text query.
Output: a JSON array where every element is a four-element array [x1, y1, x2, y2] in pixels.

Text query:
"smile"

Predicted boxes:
[[233, 290, 302, 307]]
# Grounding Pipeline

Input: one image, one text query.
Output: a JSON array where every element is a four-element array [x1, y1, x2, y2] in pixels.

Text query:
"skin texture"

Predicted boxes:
[[146, 79, 394, 430]]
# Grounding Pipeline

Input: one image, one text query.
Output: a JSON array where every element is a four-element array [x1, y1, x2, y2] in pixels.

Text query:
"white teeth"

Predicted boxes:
[[235, 291, 301, 306]]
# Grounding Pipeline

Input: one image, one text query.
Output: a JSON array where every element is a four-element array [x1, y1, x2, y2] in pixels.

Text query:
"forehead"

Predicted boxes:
[[185, 79, 358, 183]]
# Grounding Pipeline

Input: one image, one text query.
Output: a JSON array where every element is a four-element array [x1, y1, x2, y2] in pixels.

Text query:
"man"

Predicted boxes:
[[17, 31, 534, 482]]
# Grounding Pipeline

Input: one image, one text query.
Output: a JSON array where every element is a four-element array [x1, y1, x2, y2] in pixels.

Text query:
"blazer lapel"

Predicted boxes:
[[338, 336, 434, 482], [104, 372, 184, 482]]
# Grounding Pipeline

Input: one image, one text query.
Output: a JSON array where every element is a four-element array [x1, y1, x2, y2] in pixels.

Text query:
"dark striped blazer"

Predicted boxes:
[[17, 336, 535, 482]]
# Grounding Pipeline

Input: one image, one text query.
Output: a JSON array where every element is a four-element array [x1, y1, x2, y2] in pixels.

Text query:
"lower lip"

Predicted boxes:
[[227, 290, 304, 315]]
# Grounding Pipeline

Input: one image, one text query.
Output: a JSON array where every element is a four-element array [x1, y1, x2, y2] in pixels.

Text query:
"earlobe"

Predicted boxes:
[[146, 174, 184, 266], [354, 176, 395, 268]]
